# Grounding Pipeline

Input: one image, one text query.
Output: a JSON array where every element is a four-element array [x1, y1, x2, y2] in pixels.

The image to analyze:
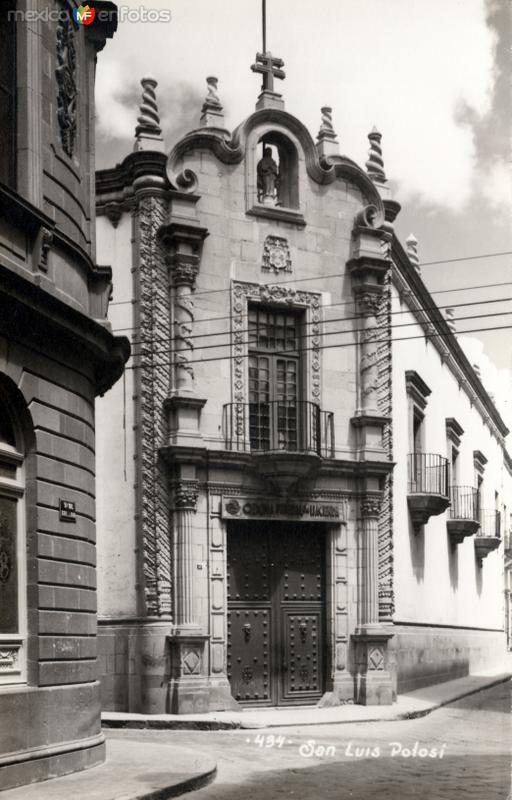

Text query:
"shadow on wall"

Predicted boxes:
[[475, 559, 483, 597], [408, 516, 425, 583], [448, 540, 459, 591]]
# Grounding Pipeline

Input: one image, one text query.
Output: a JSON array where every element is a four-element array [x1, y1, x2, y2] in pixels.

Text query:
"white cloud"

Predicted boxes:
[[459, 335, 512, 437], [95, 0, 500, 211]]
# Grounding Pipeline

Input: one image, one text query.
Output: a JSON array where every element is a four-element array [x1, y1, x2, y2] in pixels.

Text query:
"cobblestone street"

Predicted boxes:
[[107, 680, 512, 799]]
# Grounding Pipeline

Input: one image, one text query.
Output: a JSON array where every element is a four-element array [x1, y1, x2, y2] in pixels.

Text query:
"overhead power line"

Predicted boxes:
[[127, 295, 511, 352], [126, 304, 512, 363], [124, 317, 512, 371], [108, 250, 512, 307], [110, 279, 512, 338]]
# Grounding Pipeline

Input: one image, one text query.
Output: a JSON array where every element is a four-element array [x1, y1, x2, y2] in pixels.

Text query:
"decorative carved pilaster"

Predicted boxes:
[[353, 286, 383, 415], [168, 256, 200, 394], [159, 222, 208, 400], [359, 494, 382, 629], [376, 269, 394, 621], [55, 14, 77, 158], [136, 193, 172, 617], [173, 481, 200, 629]]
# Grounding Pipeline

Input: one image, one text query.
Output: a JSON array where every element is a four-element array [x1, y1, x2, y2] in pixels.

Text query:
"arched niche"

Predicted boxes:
[[246, 124, 305, 226]]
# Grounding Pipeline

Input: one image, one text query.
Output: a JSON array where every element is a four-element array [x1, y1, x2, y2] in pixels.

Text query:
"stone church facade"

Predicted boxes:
[[0, 1, 128, 790], [95, 60, 509, 714]]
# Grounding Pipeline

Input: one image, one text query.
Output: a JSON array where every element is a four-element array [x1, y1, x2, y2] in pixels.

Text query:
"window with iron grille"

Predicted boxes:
[[248, 305, 303, 452]]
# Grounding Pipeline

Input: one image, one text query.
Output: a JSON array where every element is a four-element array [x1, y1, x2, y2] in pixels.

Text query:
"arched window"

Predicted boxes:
[[0, 390, 26, 684], [256, 133, 299, 210]]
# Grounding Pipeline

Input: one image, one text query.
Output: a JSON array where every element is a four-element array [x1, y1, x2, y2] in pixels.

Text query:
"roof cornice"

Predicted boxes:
[[391, 236, 509, 440]]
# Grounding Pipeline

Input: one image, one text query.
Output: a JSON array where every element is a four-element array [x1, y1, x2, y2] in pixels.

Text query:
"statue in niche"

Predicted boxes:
[[257, 146, 280, 205]]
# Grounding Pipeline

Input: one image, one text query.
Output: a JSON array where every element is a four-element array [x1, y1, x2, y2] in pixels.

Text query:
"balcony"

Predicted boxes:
[[447, 486, 480, 545], [407, 452, 450, 529], [474, 510, 501, 563], [223, 400, 334, 493]]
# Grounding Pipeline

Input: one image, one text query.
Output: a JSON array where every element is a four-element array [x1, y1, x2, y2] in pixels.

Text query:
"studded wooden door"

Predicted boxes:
[[227, 522, 325, 706]]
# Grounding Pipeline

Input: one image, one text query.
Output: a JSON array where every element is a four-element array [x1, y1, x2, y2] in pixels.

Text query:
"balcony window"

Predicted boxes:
[[407, 452, 450, 529]]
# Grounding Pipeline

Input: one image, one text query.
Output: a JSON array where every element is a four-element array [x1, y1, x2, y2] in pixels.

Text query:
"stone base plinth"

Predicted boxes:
[[318, 671, 355, 706], [353, 628, 394, 705], [0, 683, 104, 791], [391, 624, 507, 694]]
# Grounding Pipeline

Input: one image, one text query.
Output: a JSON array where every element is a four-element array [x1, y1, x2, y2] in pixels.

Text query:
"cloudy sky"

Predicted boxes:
[[95, 0, 511, 424]]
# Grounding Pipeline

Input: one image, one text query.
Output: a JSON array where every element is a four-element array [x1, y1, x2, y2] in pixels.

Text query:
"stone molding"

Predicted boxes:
[[405, 370, 431, 411], [231, 282, 322, 437], [173, 481, 199, 511], [361, 495, 382, 519], [392, 240, 509, 443], [446, 417, 464, 448], [167, 108, 385, 214]]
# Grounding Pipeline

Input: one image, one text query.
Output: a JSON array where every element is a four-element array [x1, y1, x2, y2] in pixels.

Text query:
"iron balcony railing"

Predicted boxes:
[[407, 452, 449, 497], [477, 509, 501, 538], [448, 486, 478, 521], [223, 400, 334, 458]]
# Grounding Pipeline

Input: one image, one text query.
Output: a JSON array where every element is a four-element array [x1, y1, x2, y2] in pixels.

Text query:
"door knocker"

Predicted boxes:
[[299, 620, 308, 643], [242, 622, 252, 642]]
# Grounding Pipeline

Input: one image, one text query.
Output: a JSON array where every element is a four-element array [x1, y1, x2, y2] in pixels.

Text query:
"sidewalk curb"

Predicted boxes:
[[397, 673, 512, 721], [139, 764, 217, 799], [102, 673, 511, 731]]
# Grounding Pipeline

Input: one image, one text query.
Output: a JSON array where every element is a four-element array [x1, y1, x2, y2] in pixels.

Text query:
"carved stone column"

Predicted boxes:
[[349, 205, 391, 462], [167, 480, 210, 713], [358, 495, 381, 628], [353, 493, 393, 705], [169, 257, 199, 398], [173, 480, 200, 630], [160, 221, 208, 447]]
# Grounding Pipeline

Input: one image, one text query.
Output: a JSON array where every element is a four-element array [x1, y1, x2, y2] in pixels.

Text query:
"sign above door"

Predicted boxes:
[[221, 495, 348, 523]]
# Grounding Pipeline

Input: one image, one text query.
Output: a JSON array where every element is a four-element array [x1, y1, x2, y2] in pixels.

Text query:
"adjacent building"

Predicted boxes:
[[0, 1, 128, 790], [95, 58, 510, 714]]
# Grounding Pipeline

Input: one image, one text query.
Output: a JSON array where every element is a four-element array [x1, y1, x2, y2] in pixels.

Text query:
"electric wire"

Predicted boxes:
[[108, 249, 512, 307], [124, 319, 512, 371], [110, 279, 512, 338], [126, 295, 511, 352]]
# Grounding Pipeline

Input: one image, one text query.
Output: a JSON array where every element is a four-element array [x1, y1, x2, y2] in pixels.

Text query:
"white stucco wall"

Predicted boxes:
[[391, 281, 507, 630], [95, 213, 139, 617]]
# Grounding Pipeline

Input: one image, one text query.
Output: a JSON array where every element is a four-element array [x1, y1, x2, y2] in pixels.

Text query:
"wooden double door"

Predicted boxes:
[[227, 522, 325, 706]]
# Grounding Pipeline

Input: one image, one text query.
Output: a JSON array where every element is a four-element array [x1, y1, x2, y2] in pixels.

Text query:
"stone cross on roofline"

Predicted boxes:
[[251, 51, 285, 94]]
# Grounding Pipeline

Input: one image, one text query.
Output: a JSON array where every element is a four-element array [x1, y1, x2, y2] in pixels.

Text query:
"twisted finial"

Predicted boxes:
[[406, 233, 420, 274], [366, 126, 387, 183], [200, 76, 225, 127], [204, 76, 221, 108], [318, 106, 336, 138], [136, 75, 161, 135], [445, 307, 456, 334]]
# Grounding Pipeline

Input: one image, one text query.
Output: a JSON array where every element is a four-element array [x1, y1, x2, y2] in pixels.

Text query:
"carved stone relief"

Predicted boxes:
[[262, 236, 292, 274], [56, 14, 77, 158]]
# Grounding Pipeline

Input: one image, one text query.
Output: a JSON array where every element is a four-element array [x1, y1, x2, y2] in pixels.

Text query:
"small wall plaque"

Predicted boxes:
[[59, 499, 76, 522]]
